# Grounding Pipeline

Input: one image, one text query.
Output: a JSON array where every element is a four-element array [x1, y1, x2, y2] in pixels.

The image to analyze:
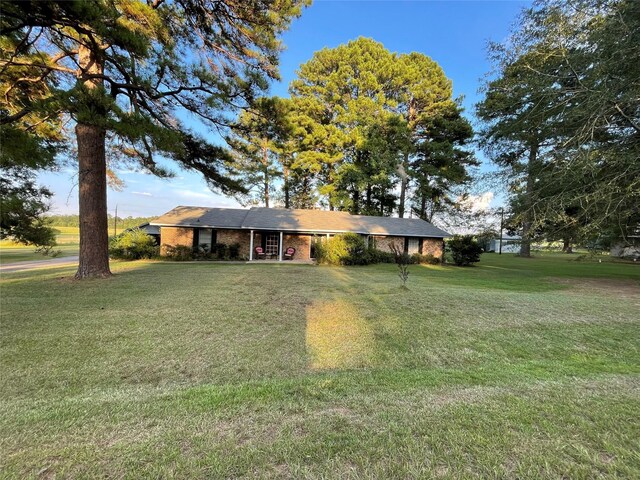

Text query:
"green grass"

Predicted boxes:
[[0, 227, 127, 264], [1, 254, 639, 478]]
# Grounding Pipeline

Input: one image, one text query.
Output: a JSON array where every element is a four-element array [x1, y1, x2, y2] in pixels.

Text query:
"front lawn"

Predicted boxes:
[[1, 254, 638, 478]]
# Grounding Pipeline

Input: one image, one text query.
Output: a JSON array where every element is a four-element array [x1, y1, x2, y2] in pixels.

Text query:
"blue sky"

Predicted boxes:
[[40, 0, 529, 218]]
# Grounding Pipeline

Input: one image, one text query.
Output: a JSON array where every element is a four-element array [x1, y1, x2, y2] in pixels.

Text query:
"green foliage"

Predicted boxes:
[[447, 235, 483, 266], [410, 253, 440, 265], [366, 249, 396, 264], [476, 0, 640, 248], [1, 0, 309, 183], [227, 97, 293, 207], [228, 243, 241, 260], [1, 0, 308, 275], [163, 245, 194, 262], [0, 168, 57, 249], [314, 233, 395, 266], [289, 37, 475, 215], [210, 243, 229, 260], [177, 242, 243, 261], [109, 228, 158, 260]]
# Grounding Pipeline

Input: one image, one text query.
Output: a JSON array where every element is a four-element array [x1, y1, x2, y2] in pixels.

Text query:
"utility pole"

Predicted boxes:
[[499, 207, 504, 255], [113, 204, 118, 237]]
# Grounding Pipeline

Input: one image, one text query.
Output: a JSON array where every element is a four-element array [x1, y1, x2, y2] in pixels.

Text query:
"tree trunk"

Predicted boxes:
[[283, 164, 290, 209], [75, 44, 111, 279], [419, 192, 427, 220], [519, 143, 538, 258], [562, 239, 573, 253], [365, 183, 372, 213], [262, 143, 269, 208], [398, 152, 409, 218], [351, 189, 360, 215]]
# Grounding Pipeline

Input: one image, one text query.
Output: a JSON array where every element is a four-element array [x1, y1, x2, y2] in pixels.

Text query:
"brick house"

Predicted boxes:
[[150, 206, 450, 261]]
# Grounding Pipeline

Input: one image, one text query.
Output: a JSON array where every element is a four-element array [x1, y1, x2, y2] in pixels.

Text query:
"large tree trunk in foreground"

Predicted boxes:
[[519, 142, 538, 258], [75, 43, 112, 279], [75, 123, 111, 278]]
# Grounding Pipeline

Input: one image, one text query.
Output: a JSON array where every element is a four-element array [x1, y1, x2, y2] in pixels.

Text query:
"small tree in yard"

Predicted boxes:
[[390, 242, 411, 289], [448, 235, 483, 266]]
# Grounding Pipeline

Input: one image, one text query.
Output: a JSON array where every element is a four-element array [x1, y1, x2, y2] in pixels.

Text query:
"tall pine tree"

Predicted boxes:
[[0, 0, 307, 277]]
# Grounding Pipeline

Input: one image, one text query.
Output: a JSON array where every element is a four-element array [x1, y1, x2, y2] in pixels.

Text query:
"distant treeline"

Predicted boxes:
[[48, 215, 155, 230]]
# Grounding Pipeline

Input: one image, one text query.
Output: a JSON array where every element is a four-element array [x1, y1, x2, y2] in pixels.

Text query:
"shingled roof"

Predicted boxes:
[[150, 206, 450, 238]]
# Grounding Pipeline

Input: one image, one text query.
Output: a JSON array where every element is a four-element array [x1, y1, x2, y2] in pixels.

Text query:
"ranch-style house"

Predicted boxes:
[[150, 206, 450, 261]]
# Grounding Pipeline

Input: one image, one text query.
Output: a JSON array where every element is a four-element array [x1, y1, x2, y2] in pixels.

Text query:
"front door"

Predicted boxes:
[[265, 233, 279, 257]]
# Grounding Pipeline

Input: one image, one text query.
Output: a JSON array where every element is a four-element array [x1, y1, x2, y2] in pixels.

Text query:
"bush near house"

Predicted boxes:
[[314, 233, 419, 266], [166, 242, 243, 261], [163, 245, 194, 261], [447, 235, 483, 266], [410, 253, 440, 265], [108, 228, 158, 260]]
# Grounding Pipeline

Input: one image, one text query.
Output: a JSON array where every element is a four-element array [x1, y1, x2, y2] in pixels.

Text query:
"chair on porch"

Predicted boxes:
[[284, 247, 296, 260], [254, 246, 266, 260]]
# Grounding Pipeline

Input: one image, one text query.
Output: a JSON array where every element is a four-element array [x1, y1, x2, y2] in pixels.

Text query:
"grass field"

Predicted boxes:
[[1, 254, 639, 478], [0, 227, 127, 264]]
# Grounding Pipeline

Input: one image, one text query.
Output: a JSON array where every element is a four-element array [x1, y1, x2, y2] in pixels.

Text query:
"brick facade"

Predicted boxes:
[[216, 229, 251, 259], [283, 234, 312, 260], [160, 227, 443, 261], [160, 227, 193, 255], [373, 235, 405, 253], [373, 235, 444, 259], [422, 238, 444, 259]]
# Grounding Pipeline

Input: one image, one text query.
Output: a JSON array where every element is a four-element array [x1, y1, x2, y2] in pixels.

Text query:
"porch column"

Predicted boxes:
[[279, 231, 283, 261], [249, 230, 254, 261]]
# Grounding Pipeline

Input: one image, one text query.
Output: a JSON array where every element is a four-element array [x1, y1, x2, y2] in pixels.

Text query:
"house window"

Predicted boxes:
[[265, 233, 279, 256], [407, 238, 420, 255], [199, 229, 212, 248]]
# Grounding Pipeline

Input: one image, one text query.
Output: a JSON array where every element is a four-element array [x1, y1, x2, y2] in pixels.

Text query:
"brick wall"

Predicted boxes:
[[217, 229, 251, 259], [373, 236, 405, 253], [373, 235, 444, 259], [422, 238, 444, 259], [283, 234, 311, 260], [160, 227, 193, 255]]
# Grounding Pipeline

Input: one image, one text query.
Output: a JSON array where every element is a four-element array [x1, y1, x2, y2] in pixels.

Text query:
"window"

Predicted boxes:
[[407, 238, 420, 255], [265, 233, 279, 256], [199, 229, 212, 248]]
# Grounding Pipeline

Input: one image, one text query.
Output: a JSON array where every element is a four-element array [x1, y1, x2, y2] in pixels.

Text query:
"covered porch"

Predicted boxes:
[[248, 230, 313, 262]]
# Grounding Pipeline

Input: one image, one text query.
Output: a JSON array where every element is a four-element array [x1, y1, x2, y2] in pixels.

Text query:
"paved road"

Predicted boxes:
[[0, 256, 79, 273]]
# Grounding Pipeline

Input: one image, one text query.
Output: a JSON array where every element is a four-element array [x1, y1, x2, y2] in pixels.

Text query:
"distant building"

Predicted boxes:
[[481, 234, 522, 254]]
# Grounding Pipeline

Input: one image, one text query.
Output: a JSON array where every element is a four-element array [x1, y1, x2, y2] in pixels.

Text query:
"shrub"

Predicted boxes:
[[228, 243, 241, 260], [367, 248, 395, 264], [109, 228, 158, 260], [409, 253, 441, 265], [163, 244, 193, 261], [314, 234, 350, 265], [211, 242, 229, 260], [341, 233, 369, 265], [315, 233, 390, 265], [447, 235, 483, 266]]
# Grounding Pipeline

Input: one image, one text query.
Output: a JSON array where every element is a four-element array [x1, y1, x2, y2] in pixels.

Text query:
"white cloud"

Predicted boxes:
[[460, 191, 494, 212], [132, 191, 153, 197], [175, 189, 217, 201]]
